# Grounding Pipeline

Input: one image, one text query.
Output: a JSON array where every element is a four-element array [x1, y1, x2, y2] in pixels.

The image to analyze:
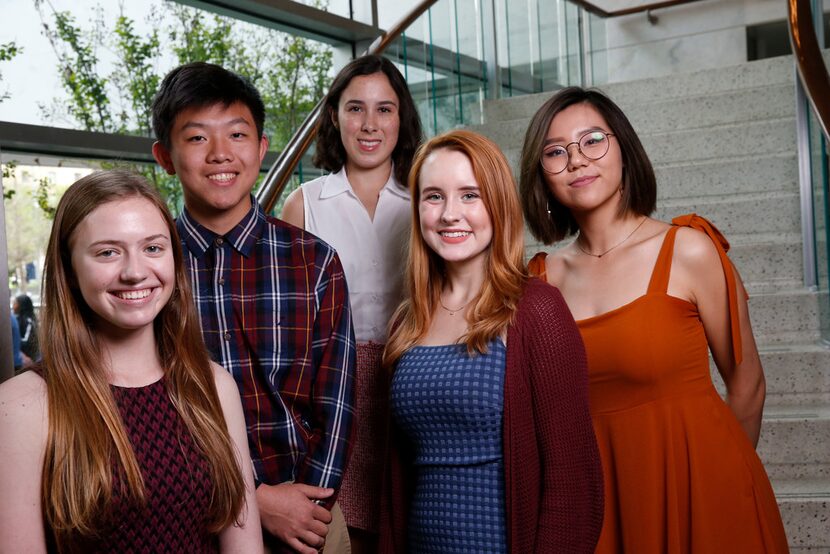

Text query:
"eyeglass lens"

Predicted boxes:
[[541, 131, 611, 174]]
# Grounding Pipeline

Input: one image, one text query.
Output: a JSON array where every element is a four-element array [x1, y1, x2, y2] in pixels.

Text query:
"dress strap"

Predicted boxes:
[[527, 252, 548, 281], [646, 226, 680, 294], [671, 213, 743, 365]]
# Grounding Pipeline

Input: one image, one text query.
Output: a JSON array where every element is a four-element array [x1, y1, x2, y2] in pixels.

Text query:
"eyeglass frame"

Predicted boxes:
[[540, 130, 616, 175]]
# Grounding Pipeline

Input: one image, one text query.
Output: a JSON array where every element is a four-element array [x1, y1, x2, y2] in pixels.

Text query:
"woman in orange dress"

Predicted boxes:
[[519, 86, 789, 553]]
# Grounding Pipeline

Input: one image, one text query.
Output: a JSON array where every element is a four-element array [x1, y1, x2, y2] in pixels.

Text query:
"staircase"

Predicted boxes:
[[473, 54, 830, 552]]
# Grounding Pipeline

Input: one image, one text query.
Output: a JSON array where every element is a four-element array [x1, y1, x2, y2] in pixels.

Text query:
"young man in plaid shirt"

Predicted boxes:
[[151, 62, 355, 554]]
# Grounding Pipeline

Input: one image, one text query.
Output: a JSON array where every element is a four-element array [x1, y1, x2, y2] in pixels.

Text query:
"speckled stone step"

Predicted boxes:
[[654, 190, 800, 237], [749, 290, 821, 345], [711, 345, 830, 408], [773, 479, 830, 550], [758, 406, 830, 481], [481, 55, 796, 123], [654, 153, 798, 200]]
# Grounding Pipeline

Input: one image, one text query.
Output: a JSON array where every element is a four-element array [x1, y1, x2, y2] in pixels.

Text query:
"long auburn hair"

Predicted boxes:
[[40, 170, 245, 547], [383, 130, 527, 367]]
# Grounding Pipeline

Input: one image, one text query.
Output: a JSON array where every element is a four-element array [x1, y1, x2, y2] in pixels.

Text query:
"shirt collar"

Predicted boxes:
[[176, 196, 265, 258], [319, 165, 409, 200]]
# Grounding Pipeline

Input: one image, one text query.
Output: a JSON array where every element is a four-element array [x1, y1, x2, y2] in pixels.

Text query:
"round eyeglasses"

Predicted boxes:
[[540, 130, 615, 174]]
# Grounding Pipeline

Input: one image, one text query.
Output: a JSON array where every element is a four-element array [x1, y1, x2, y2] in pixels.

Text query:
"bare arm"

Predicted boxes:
[[280, 188, 305, 228], [0, 371, 48, 552], [674, 228, 766, 446], [212, 363, 264, 554]]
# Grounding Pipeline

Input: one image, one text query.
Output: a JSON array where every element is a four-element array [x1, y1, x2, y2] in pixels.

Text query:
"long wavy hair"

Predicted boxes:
[[383, 130, 527, 367], [40, 170, 245, 547]]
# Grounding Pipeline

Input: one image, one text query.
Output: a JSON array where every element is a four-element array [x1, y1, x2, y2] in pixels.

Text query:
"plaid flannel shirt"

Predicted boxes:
[[177, 201, 355, 498]]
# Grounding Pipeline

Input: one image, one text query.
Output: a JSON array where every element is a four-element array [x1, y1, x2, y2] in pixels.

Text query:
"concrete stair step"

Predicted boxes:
[[487, 117, 798, 163], [711, 345, 830, 408], [482, 55, 796, 123], [621, 83, 795, 135], [748, 289, 821, 345], [499, 117, 797, 180], [654, 153, 798, 200], [640, 117, 796, 165], [480, 81, 794, 137], [774, 479, 830, 551], [654, 190, 801, 237], [758, 406, 830, 480]]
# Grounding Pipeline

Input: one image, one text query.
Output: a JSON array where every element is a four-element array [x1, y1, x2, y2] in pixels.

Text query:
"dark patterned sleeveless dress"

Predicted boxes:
[[53, 378, 218, 553], [391, 339, 508, 554]]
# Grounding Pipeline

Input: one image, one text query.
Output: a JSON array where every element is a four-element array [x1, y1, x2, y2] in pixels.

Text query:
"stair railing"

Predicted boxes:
[[255, 0, 440, 214], [566, 0, 707, 18], [787, 0, 830, 290]]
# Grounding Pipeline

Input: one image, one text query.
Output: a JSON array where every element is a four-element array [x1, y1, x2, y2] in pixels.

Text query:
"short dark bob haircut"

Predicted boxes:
[[151, 62, 266, 150], [313, 55, 423, 187], [519, 86, 656, 245]]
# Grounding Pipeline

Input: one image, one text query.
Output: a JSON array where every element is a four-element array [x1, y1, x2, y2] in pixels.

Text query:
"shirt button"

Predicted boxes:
[[372, 294, 379, 301], [215, 237, 224, 246], [372, 260, 378, 267], [218, 277, 225, 286], [223, 332, 231, 341]]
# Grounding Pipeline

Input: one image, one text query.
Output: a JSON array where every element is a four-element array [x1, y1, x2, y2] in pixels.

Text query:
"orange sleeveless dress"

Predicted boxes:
[[529, 215, 789, 553]]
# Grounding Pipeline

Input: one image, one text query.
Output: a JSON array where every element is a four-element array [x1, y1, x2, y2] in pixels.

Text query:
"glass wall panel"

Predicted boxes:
[[1, 0, 338, 152], [808, 111, 830, 343]]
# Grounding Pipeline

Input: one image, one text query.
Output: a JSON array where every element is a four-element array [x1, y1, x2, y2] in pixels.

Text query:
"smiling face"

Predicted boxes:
[[418, 148, 493, 271], [70, 196, 175, 337], [152, 101, 269, 234], [335, 72, 400, 177], [542, 102, 624, 215]]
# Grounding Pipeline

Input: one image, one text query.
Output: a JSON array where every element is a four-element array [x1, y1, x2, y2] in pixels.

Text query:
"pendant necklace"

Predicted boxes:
[[576, 217, 647, 258], [439, 297, 470, 316]]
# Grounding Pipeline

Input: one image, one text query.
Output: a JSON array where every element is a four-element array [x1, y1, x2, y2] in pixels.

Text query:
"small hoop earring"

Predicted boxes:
[[546, 202, 552, 216]]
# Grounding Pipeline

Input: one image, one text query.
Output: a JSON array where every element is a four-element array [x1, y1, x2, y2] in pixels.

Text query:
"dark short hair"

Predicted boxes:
[[151, 62, 265, 149], [519, 86, 656, 245], [313, 55, 422, 186]]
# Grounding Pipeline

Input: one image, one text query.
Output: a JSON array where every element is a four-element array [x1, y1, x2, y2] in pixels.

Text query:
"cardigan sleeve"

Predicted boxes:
[[522, 281, 604, 552]]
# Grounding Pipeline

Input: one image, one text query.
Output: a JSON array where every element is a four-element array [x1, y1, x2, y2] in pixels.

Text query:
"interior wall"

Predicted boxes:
[[600, 0, 830, 82]]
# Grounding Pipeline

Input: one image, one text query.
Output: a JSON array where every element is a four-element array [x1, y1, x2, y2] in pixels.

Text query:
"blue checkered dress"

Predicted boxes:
[[391, 339, 507, 554]]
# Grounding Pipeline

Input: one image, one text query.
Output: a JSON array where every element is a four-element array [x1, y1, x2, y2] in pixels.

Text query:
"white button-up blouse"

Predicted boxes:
[[300, 166, 411, 343]]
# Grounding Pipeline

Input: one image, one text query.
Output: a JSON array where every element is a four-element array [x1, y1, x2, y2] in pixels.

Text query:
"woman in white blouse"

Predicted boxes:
[[281, 54, 423, 553]]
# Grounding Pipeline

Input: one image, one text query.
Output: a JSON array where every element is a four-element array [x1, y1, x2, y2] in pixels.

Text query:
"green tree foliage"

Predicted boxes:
[[0, 41, 23, 103], [34, 0, 333, 214], [3, 168, 63, 292]]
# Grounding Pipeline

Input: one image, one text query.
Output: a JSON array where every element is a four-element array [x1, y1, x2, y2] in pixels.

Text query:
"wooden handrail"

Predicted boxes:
[[788, 0, 830, 140], [255, 0, 440, 213], [567, 0, 707, 18]]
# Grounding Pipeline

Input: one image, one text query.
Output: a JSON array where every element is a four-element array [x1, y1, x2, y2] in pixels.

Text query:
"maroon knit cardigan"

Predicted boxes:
[[380, 278, 604, 553]]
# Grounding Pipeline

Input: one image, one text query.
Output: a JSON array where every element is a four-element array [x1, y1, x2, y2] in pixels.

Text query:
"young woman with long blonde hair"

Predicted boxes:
[[380, 130, 603, 554], [0, 170, 261, 552]]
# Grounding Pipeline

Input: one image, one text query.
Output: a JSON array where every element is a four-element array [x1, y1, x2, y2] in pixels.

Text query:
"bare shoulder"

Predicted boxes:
[[209, 362, 238, 399], [280, 187, 305, 228], [544, 247, 572, 287], [672, 226, 722, 271], [0, 371, 47, 413], [0, 371, 48, 446]]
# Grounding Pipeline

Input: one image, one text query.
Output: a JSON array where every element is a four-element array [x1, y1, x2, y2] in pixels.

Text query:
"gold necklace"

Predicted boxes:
[[439, 297, 470, 316], [576, 217, 647, 258]]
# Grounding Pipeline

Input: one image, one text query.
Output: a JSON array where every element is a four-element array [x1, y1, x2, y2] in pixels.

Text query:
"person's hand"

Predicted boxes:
[[256, 482, 333, 554]]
